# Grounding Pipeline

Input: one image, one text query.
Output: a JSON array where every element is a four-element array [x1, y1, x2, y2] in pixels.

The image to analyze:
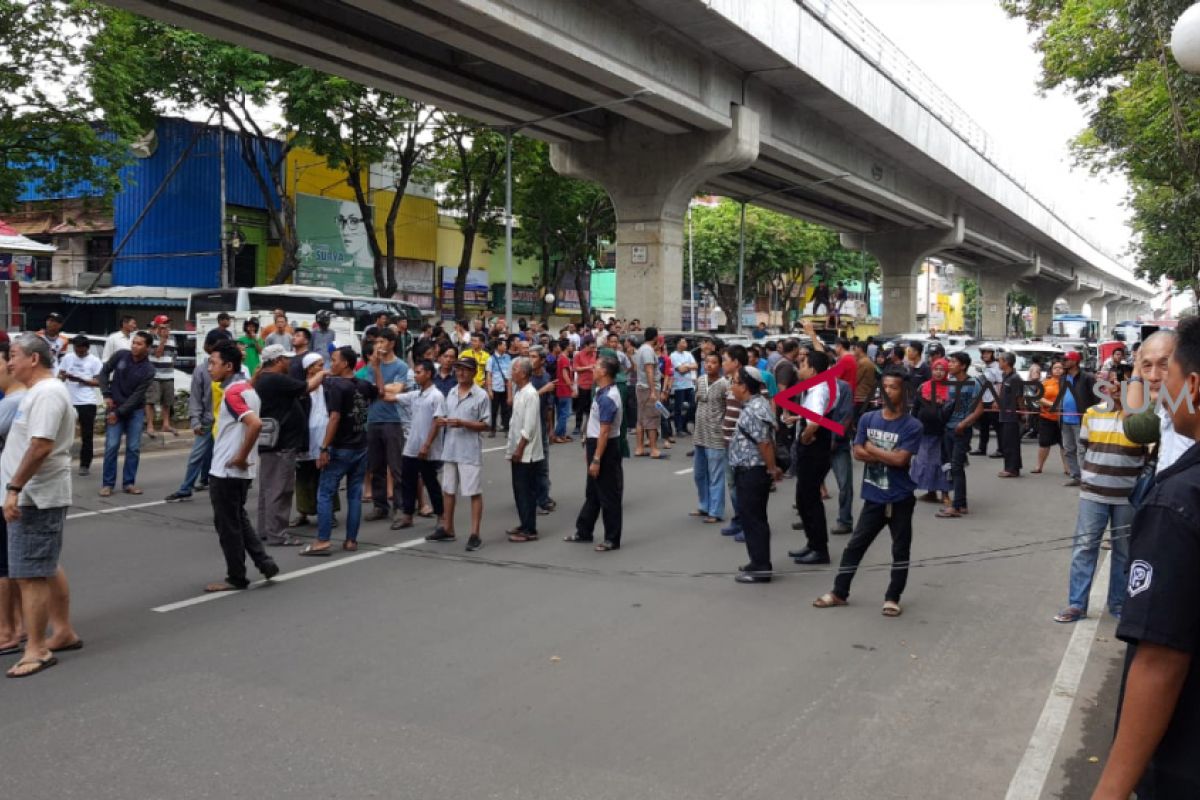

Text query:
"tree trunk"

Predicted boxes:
[[346, 167, 385, 296], [383, 161, 414, 298], [455, 226, 475, 321], [573, 261, 589, 324]]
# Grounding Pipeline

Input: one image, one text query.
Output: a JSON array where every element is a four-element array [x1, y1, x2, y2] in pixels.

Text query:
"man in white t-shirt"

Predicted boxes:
[[202, 340, 278, 593], [1, 334, 81, 678], [101, 315, 138, 361], [669, 338, 697, 436], [58, 334, 103, 476]]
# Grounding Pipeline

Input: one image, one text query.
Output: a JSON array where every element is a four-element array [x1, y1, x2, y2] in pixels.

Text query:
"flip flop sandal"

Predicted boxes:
[[813, 592, 848, 609], [594, 541, 619, 551], [50, 639, 84, 653], [508, 532, 538, 543], [934, 508, 962, 518], [1054, 607, 1086, 624], [650, 453, 670, 460], [882, 601, 903, 617], [563, 535, 594, 543], [702, 517, 723, 524], [299, 545, 332, 557], [688, 510, 707, 517], [6, 655, 57, 678], [0, 641, 25, 656], [204, 582, 243, 593]]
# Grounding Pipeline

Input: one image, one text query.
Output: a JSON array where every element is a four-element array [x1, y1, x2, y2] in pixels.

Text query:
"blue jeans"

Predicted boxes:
[[693, 445, 726, 519], [555, 397, 572, 438], [830, 439, 853, 528], [673, 388, 695, 434], [177, 430, 213, 494], [1067, 498, 1132, 614], [317, 447, 368, 543], [102, 409, 145, 489]]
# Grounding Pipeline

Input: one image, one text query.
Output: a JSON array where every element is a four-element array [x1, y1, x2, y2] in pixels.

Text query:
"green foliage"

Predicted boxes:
[[0, 0, 128, 209], [1004, 0, 1200, 297], [686, 199, 877, 328], [86, 7, 302, 282], [282, 70, 439, 296], [483, 140, 614, 321]]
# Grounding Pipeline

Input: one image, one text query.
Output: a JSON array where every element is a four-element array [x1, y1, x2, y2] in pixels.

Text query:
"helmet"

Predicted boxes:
[[152, 314, 170, 327], [315, 310, 332, 324]]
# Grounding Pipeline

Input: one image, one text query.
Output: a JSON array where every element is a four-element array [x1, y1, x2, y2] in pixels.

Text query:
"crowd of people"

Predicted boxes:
[[0, 306, 1197, 798]]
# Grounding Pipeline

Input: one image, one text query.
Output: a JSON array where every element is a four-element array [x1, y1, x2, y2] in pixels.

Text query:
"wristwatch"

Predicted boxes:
[[591, 457, 602, 465], [6, 483, 22, 494]]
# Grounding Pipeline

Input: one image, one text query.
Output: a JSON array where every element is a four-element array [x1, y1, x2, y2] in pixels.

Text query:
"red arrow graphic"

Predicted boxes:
[[773, 359, 848, 436]]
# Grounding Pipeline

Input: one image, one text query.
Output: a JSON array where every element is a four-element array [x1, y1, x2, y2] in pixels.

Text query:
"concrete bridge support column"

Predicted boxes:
[[977, 271, 1014, 340], [841, 217, 965, 334], [1102, 296, 1125, 333], [1062, 286, 1105, 317], [1031, 282, 1063, 336], [551, 106, 759, 328]]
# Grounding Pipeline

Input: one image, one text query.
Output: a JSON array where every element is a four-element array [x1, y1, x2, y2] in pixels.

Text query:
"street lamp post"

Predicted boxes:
[[688, 201, 696, 332], [498, 90, 651, 331], [735, 173, 851, 335]]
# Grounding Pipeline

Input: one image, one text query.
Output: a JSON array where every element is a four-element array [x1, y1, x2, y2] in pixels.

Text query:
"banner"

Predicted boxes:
[[295, 193, 376, 296], [439, 267, 489, 320], [395, 258, 434, 294]]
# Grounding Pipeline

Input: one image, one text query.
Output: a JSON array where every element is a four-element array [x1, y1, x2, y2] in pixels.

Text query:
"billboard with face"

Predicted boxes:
[[295, 193, 375, 296]]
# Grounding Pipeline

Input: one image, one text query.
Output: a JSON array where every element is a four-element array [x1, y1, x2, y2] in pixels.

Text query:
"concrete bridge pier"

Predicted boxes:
[[551, 106, 759, 328], [841, 217, 965, 334], [1029, 280, 1066, 336], [977, 269, 1014, 341], [1062, 283, 1106, 317]]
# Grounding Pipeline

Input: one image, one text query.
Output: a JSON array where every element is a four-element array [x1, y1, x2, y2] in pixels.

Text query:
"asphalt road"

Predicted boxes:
[[2, 434, 1122, 799]]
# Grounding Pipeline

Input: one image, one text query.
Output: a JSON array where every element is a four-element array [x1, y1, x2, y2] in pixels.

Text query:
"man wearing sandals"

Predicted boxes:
[[814, 369, 921, 616], [1, 335, 82, 677], [1092, 316, 1200, 799], [567, 357, 623, 551], [505, 357, 544, 543], [1053, 373, 1145, 625]]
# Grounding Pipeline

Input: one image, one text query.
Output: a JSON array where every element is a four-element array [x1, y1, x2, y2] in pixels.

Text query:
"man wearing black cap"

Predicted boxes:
[[438, 356, 490, 551], [36, 312, 68, 365], [58, 334, 103, 476]]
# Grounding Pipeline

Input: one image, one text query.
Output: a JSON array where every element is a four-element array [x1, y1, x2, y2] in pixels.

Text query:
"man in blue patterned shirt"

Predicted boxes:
[[729, 367, 782, 583]]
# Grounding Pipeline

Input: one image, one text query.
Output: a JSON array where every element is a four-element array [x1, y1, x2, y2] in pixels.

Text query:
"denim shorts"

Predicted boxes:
[[7, 506, 67, 579]]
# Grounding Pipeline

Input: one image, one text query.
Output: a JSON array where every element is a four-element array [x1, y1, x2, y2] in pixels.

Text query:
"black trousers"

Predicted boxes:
[[574, 387, 593, 431], [75, 403, 97, 469], [832, 496, 915, 602], [490, 390, 511, 433], [735, 465, 773, 571], [209, 475, 273, 588], [795, 427, 832, 554], [511, 461, 539, 534], [977, 411, 1001, 453], [400, 455, 443, 516], [999, 418, 1023, 473], [368, 422, 405, 512], [575, 438, 623, 545]]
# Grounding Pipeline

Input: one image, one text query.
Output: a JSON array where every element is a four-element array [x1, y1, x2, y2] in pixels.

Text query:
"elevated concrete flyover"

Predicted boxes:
[[111, 0, 1156, 327]]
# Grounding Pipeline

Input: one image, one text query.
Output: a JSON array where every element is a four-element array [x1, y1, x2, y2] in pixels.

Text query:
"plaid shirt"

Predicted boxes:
[[694, 374, 729, 450]]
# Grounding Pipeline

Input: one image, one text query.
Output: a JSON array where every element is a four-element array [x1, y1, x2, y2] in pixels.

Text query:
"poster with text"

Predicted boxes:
[[295, 193, 376, 296]]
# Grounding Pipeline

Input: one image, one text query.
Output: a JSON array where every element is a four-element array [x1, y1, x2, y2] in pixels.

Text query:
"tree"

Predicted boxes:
[[687, 199, 877, 331], [486, 141, 615, 322], [282, 70, 439, 296], [86, 8, 303, 283], [0, 1, 129, 209], [1003, 0, 1200, 299], [430, 120, 536, 320]]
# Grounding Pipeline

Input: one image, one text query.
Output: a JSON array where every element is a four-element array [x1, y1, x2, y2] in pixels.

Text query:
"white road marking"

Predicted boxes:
[[1005, 552, 1111, 800], [482, 445, 507, 453], [152, 536, 427, 613], [674, 468, 694, 475], [68, 499, 169, 521]]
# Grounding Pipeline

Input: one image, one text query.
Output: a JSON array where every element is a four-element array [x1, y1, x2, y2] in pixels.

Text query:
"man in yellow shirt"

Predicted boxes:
[[468, 332, 490, 388]]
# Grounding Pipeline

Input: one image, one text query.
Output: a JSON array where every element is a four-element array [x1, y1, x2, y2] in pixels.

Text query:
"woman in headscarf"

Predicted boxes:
[[910, 357, 952, 504], [293, 352, 339, 528]]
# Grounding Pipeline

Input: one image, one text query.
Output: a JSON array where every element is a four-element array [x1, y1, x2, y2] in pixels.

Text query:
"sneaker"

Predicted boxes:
[[426, 527, 455, 542], [719, 525, 741, 537], [195, 482, 209, 492], [537, 506, 551, 516], [165, 491, 192, 502], [1064, 478, 1081, 487], [465, 535, 483, 552], [791, 520, 805, 531], [78, 467, 89, 477], [831, 524, 852, 535], [260, 560, 280, 580], [733, 532, 745, 543], [290, 515, 310, 527]]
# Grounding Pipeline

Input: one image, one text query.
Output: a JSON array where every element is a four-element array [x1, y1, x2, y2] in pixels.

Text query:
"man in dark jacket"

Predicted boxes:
[[98, 331, 155, 496]]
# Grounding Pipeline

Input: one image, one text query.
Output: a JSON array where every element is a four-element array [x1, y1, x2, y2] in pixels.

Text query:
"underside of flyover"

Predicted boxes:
[[112, 0, 1152, 330]]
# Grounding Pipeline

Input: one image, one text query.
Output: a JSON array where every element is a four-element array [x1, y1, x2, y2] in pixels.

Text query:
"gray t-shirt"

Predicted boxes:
[[265, 332, 292, 351], [0, 379, 76, 508], [441, 384, 490, 466], [634, 343, 659, 389]]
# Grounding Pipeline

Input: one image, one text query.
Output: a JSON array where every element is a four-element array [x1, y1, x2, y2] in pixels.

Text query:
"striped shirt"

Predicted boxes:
[[1080, 405, 1147, 503], [694, 374, 729, 450], [721, 391, 743, 447]]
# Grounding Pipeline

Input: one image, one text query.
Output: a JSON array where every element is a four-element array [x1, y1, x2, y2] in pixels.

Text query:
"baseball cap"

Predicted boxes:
[[1064, 351, 1082, 362], [152, 314, 170, 327], [454, 356, 478, 371], [261, 344, 293, 362], [46, 312, 64, 323]]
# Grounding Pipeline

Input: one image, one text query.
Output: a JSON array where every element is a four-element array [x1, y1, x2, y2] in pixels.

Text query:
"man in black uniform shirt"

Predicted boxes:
[[1092, 314, 1200, 800]]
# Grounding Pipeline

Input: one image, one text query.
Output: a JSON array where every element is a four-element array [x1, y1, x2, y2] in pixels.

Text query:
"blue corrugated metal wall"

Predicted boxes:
[[112, 117, 281, 288]]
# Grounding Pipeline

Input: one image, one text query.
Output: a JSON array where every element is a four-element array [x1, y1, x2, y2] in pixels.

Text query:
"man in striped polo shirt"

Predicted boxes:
[[1054, 376, 1147, 624]]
